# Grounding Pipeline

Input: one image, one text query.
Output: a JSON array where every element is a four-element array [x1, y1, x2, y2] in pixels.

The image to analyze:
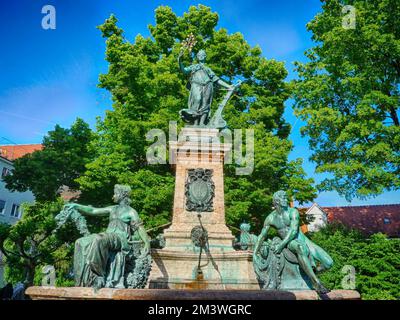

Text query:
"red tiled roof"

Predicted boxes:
[[323, 204, 400, 237], [58, 185, 81, 201], [0, 144, 43, 161]]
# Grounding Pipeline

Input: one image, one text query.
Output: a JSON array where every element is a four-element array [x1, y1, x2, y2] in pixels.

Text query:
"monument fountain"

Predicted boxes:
[[147, 40, 258, 290], [25, 35, 360, 300]]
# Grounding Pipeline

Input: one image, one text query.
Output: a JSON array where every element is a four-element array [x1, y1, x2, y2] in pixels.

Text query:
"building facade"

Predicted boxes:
[[0, 144, 42, 287], [301, 203, 328, 233], [0, 156, 35, 225], [302, 203, 400, 238]]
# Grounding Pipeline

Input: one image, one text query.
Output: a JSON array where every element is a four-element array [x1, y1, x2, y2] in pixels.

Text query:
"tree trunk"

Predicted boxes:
[[24, 264, 36, 287], [389, 106, 399, 126]]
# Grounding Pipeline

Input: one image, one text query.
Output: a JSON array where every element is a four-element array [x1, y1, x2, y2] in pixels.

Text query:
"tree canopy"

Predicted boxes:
[[0, 200, 75, 286], [4, 118, 93, 202], [310, 223, 400, 300], [1, 5, 317, 285], [78, 5, 316, 230], [293, 0, 400, 200]]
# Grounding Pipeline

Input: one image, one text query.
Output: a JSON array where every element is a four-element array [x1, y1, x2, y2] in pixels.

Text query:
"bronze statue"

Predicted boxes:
[[253, 190, 333, 293], [178, 48, 234, 126], [57, 184, 151, 290]]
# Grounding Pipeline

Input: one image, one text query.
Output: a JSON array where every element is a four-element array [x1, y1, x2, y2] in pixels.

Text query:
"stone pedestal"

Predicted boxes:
[[148, 127, 259, 289], [149, 249, 259, 289], [25, 287, 361, 300]]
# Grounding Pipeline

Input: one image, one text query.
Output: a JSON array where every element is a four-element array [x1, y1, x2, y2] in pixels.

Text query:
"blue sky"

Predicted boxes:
[[0, 0, 399, 206]]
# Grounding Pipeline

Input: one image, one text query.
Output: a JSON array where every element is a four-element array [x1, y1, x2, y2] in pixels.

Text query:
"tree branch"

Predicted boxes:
[[0, 242, 20, 259], [389, 106, 399, 126], [15, 238, 34, 260]]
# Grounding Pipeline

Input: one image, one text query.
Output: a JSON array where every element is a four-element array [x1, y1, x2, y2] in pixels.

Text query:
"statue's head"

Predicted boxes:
[[240, 223, 251, 233], [197, 49, 207, 62], [113, 184, 132, 204], [272, 190, 288, 209]]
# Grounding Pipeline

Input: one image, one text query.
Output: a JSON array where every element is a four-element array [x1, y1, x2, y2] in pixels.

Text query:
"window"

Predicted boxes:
[[10, 204, 20, 218], [1, 167, 11, 178], [384, 218, 391, 225], [0, 200, 5, 215]]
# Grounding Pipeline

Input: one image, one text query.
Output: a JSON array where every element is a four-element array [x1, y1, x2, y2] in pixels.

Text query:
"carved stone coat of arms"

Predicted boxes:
[[185, 169, 215, 212]]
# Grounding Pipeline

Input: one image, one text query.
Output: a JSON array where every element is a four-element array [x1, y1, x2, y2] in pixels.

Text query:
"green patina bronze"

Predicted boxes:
[[253, 190, 333, 293], [55, 184, 151, 290], [55, 204, 90, 237], [236, 223, 258, 251], [178, 44, 239, 127]]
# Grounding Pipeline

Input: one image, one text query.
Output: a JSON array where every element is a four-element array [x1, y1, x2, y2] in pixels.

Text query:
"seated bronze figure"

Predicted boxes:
[[253, 190, 333, 293], [56, 184, 151, 290]]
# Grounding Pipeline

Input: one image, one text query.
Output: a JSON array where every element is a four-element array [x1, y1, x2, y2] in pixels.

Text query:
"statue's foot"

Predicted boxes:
[[115, 281, 125, 289], [315, 282, 330, 295], [94, 277, 105, 290]]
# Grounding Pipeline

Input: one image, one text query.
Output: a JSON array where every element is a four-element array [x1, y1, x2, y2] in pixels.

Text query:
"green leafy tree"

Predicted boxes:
[[4, 118, 93, 201], [0, 200, 76, 286], [310, 223, 400, 300], [293, 0, 400, 200], [78, 5, 316, 231]]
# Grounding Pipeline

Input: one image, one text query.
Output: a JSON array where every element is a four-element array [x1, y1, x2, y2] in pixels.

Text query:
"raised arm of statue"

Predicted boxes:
[[65, 203, 111, 217], [178, 51, 191, 75]]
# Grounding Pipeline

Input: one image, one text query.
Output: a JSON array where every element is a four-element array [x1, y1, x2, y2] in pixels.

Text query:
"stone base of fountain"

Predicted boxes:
[[148, 249, 259, 290], [25, 286, 361, 300]]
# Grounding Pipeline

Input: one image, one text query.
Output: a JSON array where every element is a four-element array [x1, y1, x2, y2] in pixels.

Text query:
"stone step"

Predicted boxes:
[[25, 287, 361, 300]]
